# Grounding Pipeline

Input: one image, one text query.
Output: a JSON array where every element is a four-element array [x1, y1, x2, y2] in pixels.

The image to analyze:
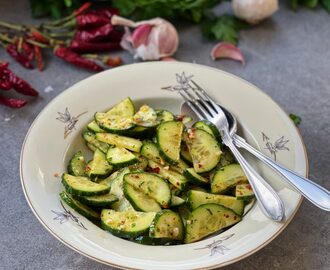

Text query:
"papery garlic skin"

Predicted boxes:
[[232, 0, 279, 24], [111, 15, 179, 61]]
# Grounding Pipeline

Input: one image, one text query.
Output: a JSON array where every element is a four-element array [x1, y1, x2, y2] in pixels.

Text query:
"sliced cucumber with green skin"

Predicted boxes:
[[98, 170, 120, 187], [106, 147, 138, 168], [62, 173, 110, 196], [128, 154, 148, 171], [82, 131, 110, 154], [184, 203, 241, 243], [156, 109, 175, 122], [211, 164, 248, 194], [170, 158, 189, 174], [124, 182, 161, 212], [110, 168, 135, 212], [148, 160, 188, 190], [140, 140, 165, 165], [149, 210, 184, 241], [187, 190, 245, 216], [218, 147, 236, 167], [75, 193, 118, 207], [86, 142, 97, 152], [95, 112, 135, 134], [96, 133, 142, 152], [87, 121, 105, 133], [124, 172, 171, 208], [183, 168, 209, 186], [68, 151, 86, 177], [86, 149, 113, 179], [60, 191, 100, 221], [192, 120, 221, 141], [101, 210, 156, 238], [133, 105, 159, 127], [185, 128, 222, 173], [171, 195, 186, 207], [180, 142, 193, 165], [157, 121, 183, 165], [125, 126, 155, 139], [235, 183, 255, 201]]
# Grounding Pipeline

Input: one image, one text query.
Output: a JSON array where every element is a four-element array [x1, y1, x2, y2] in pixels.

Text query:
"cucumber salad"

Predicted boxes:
[[60, 97, 255, 245]]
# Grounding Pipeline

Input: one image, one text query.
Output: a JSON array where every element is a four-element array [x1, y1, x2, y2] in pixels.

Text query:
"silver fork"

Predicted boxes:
[[178, 80, 285, 222]]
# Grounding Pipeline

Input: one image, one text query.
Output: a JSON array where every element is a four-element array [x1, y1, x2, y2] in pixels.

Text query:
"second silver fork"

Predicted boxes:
[[178, 80, 285, 222]]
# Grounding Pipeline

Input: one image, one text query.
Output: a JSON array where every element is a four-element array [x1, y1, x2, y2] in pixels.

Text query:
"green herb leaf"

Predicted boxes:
[[321, 0, 330, 11], [111, 0, 137, 17], [201, 14, 248, 44], [289, 114, 302, 126]]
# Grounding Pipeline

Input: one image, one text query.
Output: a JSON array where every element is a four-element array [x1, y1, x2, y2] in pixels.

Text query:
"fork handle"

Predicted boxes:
[[222, 131, 285, 221], [233, 135, 330, 211]]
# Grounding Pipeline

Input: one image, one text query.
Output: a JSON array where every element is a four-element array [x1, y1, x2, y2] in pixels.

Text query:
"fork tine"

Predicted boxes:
[[181, 87, 212, 119], [178, 90, 205, 120], [189, 82, 218, 116], [190, 80, 220, 113]]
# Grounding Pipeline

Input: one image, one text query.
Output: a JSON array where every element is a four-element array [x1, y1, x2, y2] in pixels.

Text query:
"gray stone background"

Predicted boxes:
[[0, 0, 329, 269]]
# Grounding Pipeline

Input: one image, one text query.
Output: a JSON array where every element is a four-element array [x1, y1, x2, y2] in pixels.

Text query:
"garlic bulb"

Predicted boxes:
[[232, 0, 279, 24], [111, 15, 179, 61]]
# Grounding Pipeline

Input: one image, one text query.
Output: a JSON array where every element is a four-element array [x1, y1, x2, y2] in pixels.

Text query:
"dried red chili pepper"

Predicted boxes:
[[34, 45, 44, 71], [54, 46, 104, 72], [6, 44, 34, 69], [0, 79, 12, 90], [0, 62, 39, 96], [74, 2, 92, 16], [0, 95, 27, 108], [70, 40, 121, 53], [30, 29, 49, 44], [104, 56, 122, 67], [62, 14, 109, 30], [74, 24, 122, 43], [22, 41, 34, 61]]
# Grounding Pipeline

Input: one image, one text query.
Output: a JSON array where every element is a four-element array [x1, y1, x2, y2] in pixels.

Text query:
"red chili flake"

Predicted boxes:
[[247, 184, 252, 190], [175, 114, 185, 121], [198, 163, 202, 168], [153, 167, 160, 174], [133, 174, 140, 179]]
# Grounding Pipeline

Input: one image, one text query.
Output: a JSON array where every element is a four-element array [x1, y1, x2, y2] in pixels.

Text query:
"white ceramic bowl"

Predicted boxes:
[[20, 62, 307, 269]]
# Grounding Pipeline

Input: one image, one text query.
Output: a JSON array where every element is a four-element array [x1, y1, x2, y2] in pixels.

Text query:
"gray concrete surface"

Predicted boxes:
[[0, 1, 329, 269]]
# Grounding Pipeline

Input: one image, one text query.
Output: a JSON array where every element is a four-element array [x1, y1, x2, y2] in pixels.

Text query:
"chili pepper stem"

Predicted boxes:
[[25, 39, 49, 48], [0, 33, 14, 44], [0, 21, 26, 32]]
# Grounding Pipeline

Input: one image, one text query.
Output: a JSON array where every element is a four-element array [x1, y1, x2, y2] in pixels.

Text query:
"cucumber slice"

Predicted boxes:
[[236, 183, 255, 201], [133, 105, 159, 127], [157, 121, 183, 165], [96, 133, 142, 152], [140, 140, 165, 165], [87, 97, 135, 134], [82, 131, 110, 154], [95, 112, 135, 134], [184, 203, 241, 243], [183, 168, 209, 186], [149, 210, 184, 240], [218, 147, 236, 167], [110, 168, 135, 212], [86, 142, 97, 152], [60, 191, 100, 221], [124, 172, 171, 208], [125, 125, 155, 139], [156, 109, 175, 122], [98, 170, 120, 187], [185, 128, 222, 173], [106, 147, 138, 168], [75, 193, 118, 207], [170, 158, 189, 174], [128, 154, 148, 171], [171, 195, 186, 207], [68, 151, 86, 176], [211, 164, 248, 194], [180, 142, 193, 164], [62, 173, 110, 196], [187, 190, 245, 216], [87, 121, 105, 133], [101, 210, 156, 238], [124, 183, 161, 212], [148, 160, 188, 190], [86, 149, 113, 179], [192, 120, 221, 141]]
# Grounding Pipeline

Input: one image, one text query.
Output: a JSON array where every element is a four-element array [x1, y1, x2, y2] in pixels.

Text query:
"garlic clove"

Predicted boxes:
[[232, 0, 279, 24], [131, 24, 153, 48], [211, 42, 245, 65]]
